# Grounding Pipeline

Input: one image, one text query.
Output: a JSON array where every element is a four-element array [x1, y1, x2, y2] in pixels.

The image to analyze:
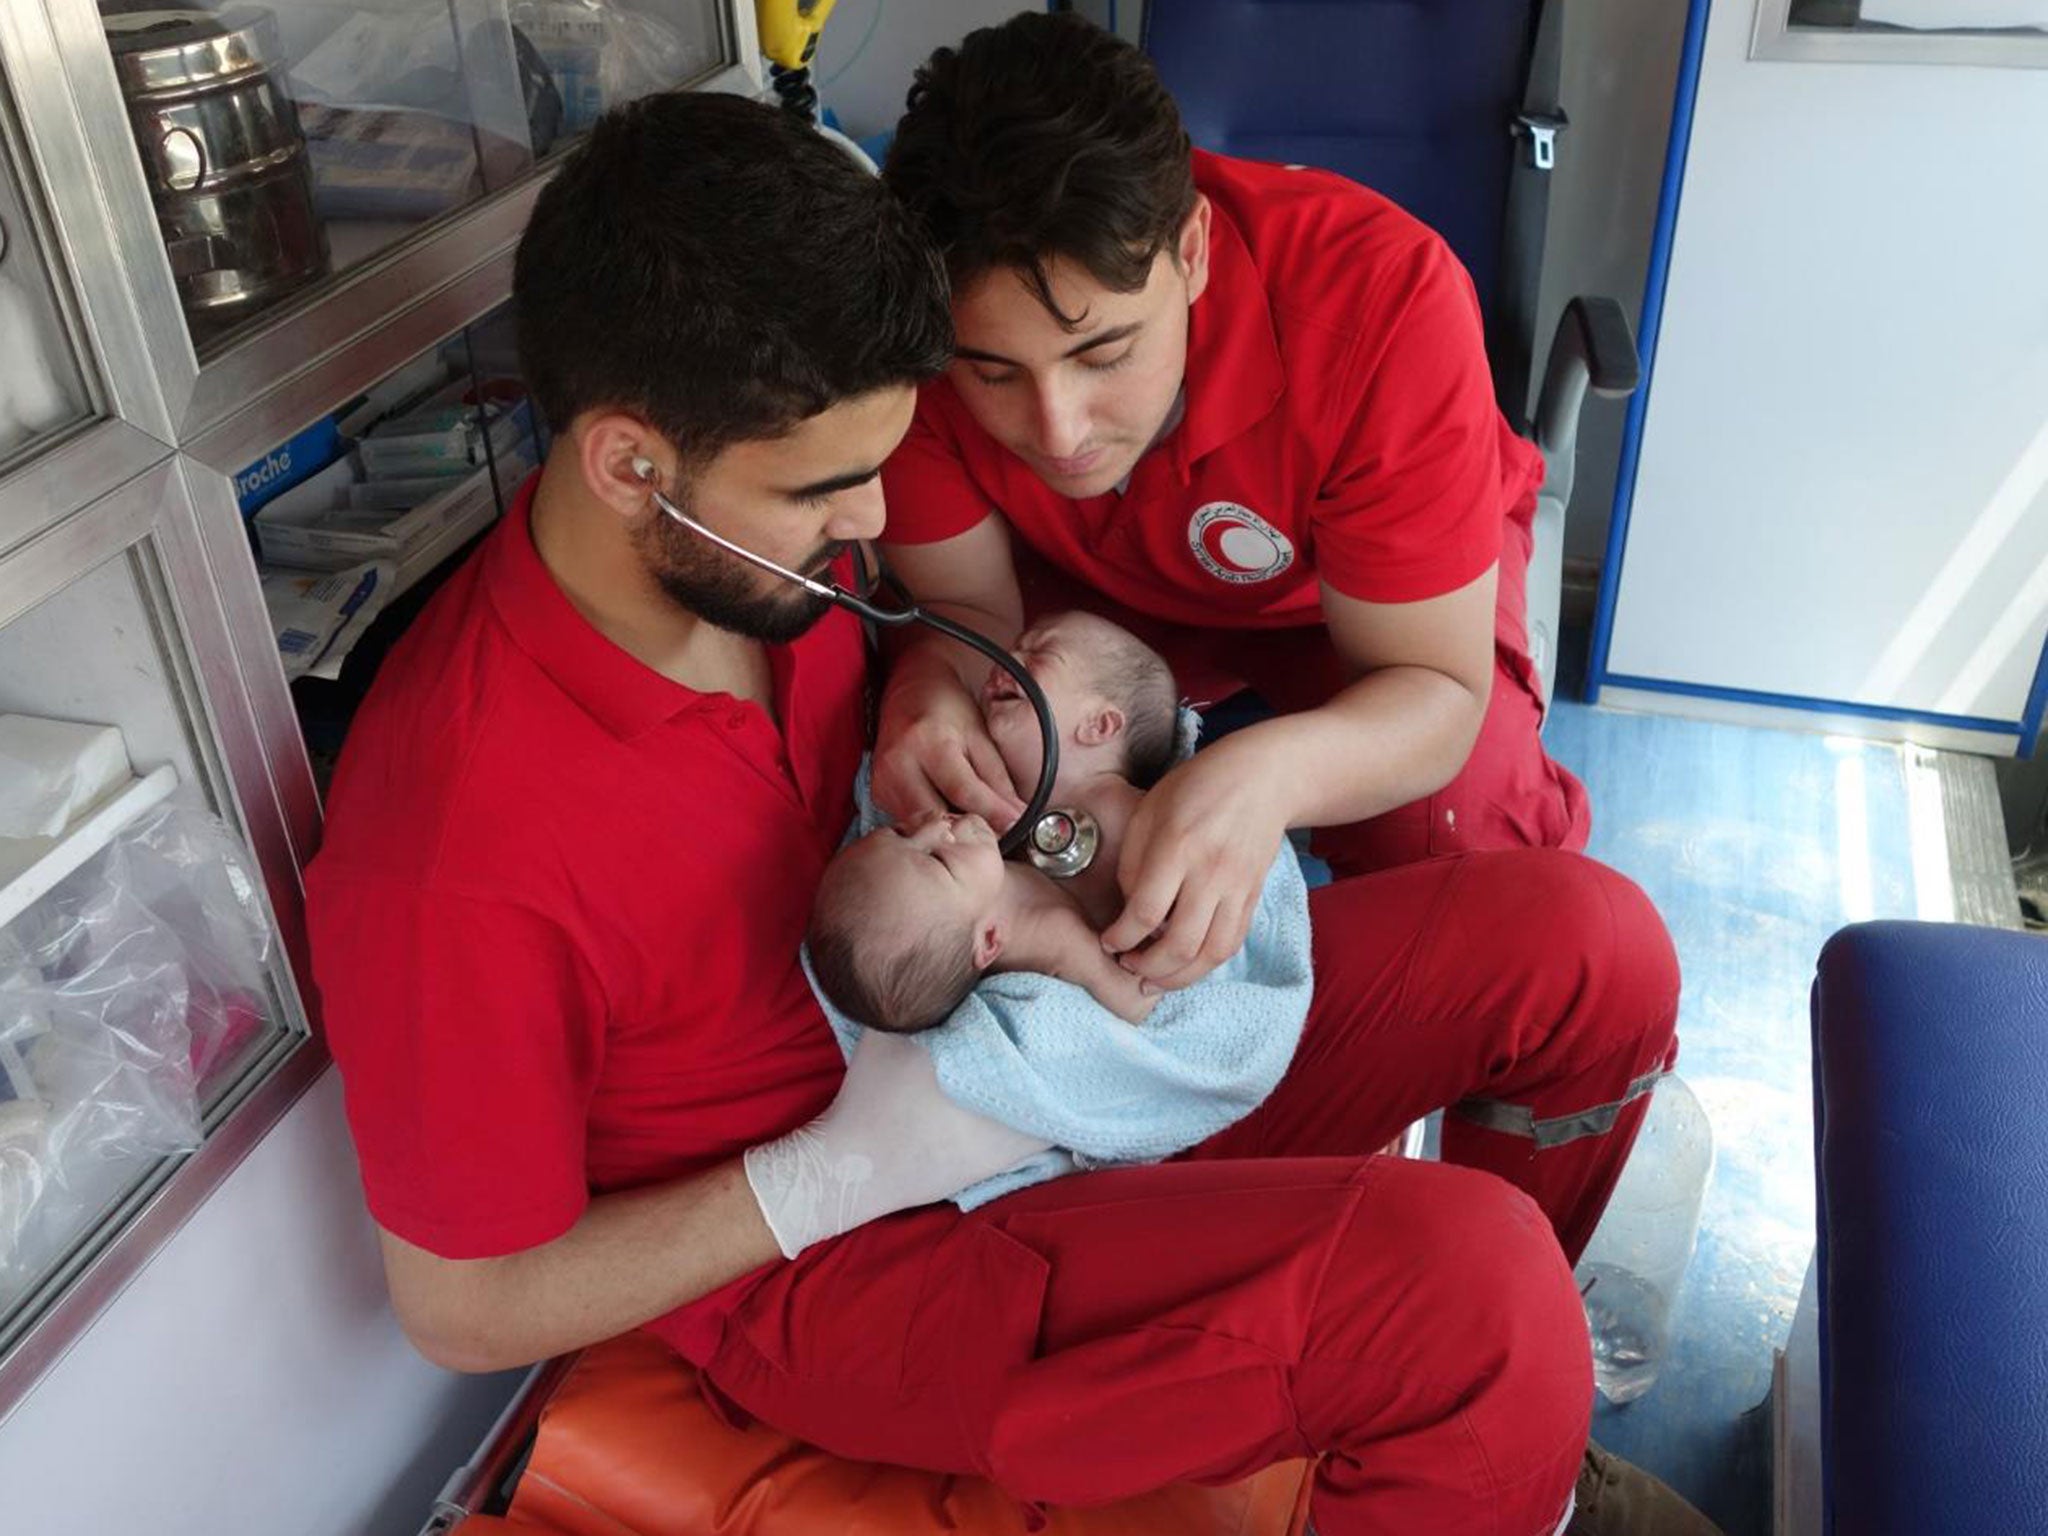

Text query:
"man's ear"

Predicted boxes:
[[973, 919, 1006, 971], [1176, 194, 1213, 306], [1075, 703, 1127, 749], [580, 412, 672, 522]]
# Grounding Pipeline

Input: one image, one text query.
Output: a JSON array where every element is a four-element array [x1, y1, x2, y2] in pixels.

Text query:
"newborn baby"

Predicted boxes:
[[803, 610, 1312, 1210], [808, 611, 1180, 1031]]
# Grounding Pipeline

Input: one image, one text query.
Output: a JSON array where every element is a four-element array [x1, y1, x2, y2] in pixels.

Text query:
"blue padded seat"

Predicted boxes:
[[1810, 921, 2048, 1534], [1144, 0, 1537, 327]]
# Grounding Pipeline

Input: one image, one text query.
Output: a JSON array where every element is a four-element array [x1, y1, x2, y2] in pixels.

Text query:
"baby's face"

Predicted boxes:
[[979, 615, 1102, 793], [836, 809, 1007, 943]]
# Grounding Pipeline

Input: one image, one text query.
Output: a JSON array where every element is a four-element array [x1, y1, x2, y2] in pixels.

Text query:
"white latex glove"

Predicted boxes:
[[744, 1031, 1050, 1258]]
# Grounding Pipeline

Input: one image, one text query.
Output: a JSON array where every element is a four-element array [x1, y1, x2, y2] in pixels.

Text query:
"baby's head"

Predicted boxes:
[[807, 810, 1008, 1033], [979, 611, 1177, 796]]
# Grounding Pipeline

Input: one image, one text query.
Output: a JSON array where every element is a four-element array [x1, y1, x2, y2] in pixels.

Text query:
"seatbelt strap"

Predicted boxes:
[[1496, 0, 1568, 433]]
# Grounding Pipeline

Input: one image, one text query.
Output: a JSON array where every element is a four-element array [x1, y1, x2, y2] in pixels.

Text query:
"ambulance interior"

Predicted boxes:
[[0, 2, 2042, 1534]]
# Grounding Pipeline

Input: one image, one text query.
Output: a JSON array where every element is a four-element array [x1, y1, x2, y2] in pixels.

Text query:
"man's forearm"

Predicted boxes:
[[385, 1159, 778, 1374], [1250, 665, 1489, 830]]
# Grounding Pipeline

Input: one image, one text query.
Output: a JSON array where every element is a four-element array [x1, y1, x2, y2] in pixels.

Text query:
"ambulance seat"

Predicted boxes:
[[1807, 922, 2048, 1533], [451, 1330, 1313, 1536], [1143, 0, 1640, 708]]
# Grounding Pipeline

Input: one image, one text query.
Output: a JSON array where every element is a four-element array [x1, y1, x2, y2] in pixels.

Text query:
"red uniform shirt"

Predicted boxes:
[[881, 150, 1545, 624], [306, 479, 863, 1358]]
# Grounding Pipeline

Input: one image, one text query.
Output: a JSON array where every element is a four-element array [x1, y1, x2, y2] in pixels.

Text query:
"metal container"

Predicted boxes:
[[104, 8, 328, 335]]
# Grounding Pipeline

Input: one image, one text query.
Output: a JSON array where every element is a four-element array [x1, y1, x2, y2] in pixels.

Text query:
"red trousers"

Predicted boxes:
[[698, 509, 1675, 1529], [700, 852, 1682, 1534]]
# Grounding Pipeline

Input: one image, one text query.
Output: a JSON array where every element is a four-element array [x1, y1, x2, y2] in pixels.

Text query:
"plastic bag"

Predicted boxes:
[[510, 2, 726, 133], [0, 804, 273, 1292]]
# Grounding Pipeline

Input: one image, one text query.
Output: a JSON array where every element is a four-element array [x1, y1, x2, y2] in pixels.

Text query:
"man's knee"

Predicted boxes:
[[1507, 852, 1680, 1061], [1302, 1163, 1591, 1458]]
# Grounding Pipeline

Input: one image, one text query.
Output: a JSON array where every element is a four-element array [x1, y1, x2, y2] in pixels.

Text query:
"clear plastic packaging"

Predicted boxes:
[[0, 804, 273, 1295], [510, 2, 730, 133], [1576, 1073, 1715, 1404]]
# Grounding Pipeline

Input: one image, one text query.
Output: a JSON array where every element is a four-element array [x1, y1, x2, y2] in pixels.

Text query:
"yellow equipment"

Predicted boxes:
[[755, 0, 840, 72]]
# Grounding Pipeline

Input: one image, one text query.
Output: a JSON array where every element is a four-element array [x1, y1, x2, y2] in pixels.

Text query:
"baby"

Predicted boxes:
[[804, 611, 1312, 1210], [807, 611, 1180, 1032]]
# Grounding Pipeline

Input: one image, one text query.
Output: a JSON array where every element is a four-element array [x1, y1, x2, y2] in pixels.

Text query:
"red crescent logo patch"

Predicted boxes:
[[1187, 502, 1296, 585]]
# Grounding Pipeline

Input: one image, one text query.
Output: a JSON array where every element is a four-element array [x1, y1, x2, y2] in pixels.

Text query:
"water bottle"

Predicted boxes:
[[1576, 1073, 1714, 1405]]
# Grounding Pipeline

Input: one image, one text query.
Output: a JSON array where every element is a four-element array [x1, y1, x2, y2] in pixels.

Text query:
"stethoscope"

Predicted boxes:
[[631, 460, 1100, 875]]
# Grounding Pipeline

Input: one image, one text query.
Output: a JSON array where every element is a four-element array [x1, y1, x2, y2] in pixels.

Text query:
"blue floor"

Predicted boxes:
[[1544, 691, 1942, 1534]]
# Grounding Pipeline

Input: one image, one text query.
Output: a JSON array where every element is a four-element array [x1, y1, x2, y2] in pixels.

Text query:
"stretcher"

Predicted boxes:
[[419, 1330, 1314, 1536]]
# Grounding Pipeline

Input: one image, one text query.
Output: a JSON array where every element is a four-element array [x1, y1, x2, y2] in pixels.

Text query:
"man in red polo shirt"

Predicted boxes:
[[308, 86, 1707, 1536], [868, 14, 1709, 1533], [308, 95, 1041, 1366]]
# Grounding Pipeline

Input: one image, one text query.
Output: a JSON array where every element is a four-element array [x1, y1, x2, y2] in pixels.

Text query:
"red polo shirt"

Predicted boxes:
[[881, 149, 1545, 625], [306, 478, 863, 1358]]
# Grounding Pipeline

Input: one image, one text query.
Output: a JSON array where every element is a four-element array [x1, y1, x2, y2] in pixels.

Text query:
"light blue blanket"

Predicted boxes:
[[805, 755, 1313, 1209]]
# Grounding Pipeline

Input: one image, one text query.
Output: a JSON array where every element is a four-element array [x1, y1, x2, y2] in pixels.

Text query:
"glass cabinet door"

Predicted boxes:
[[0, 71, 95, 480], [226, 307, 542, 780], [79, 0, 748, 366], [0, 460, 314, 1406]]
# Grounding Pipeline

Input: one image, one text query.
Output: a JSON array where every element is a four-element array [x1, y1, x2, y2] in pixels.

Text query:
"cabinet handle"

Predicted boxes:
[[0, 213, 9, 269], [157, 124, 209, 193]]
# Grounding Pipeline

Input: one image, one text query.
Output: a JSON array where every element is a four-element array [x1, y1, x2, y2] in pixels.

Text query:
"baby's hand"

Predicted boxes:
[[1038, 895, 1158, 1023], [1070, 947, 1158, 1025]]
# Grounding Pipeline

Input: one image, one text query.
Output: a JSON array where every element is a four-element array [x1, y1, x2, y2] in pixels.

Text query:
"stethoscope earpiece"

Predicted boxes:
[[630, 455, 656, 483]]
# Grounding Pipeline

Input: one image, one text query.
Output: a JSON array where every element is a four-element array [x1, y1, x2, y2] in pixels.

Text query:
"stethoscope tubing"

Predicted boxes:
[[648, 487, 1061, 857]]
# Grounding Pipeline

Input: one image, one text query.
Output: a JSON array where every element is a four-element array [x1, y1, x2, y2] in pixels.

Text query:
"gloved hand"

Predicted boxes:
[[743, 1030, 1050, 1258]]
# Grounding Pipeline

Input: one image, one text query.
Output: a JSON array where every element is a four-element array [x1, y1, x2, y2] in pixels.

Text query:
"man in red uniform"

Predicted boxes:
[[308, 86, 1709, 1536], [867, 13, 1711, 1532]]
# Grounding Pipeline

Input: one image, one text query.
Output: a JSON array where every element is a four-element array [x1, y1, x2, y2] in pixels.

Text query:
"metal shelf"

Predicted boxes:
[[178, 187, 542, 473], [392, 474, 504, 600], [0, 762, 177, 931], [0, 0, 760, 1444]]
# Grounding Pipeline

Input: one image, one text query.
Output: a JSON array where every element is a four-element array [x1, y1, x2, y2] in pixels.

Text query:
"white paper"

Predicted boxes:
[[0, 716, 131, 839], [261, 561, 399, 682]]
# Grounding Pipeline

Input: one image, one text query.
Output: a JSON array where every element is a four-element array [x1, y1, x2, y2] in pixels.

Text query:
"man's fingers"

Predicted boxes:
[[1100, 857, 1183, 956], [1146, 892, 1255, 992], [1116, 887, 1223, 988], [933, 750, 1022, 825], [871, 756, 945, 823], [964, 736, 1028, 828]]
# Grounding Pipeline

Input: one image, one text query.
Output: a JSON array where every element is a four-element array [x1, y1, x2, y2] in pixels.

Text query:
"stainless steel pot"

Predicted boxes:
[[104, 8, 329, 335]]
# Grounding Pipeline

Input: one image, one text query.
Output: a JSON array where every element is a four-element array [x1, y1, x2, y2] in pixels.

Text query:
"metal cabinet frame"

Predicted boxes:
[[0, 458, 322, 1416], [0, 0, 762, 1419], [27, 0, 762, 460]]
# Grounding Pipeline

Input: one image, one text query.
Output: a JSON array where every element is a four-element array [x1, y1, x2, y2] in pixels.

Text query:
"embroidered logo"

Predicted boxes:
[[1187, 502, 1295, 585]]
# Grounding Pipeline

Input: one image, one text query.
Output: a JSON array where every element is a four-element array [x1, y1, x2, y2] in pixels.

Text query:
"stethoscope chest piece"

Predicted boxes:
[[1025, 808, 1100, 879]]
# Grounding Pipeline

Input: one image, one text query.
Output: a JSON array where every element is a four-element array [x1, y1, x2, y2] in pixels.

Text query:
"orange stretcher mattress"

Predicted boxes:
[[457, 1330, 1314, 1536]]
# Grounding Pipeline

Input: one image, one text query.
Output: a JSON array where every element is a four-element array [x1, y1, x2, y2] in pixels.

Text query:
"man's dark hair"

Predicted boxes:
[[884, 12, 1197, 326], [808, 865, 979, 1034], [515, 92, 952, 462]]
